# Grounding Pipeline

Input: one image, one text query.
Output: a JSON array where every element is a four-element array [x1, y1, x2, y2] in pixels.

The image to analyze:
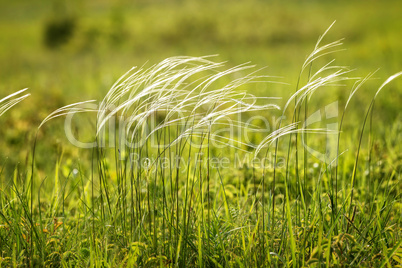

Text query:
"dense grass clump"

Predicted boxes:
[[0, 26, 401, 267]]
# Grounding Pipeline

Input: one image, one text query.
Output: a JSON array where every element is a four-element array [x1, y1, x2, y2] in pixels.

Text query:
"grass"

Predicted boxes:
[[0, 89, 30, 117], [0, 19, 401, 267]]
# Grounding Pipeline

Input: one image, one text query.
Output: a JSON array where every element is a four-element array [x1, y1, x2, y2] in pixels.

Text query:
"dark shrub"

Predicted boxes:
[[43, 16, 76, 49]]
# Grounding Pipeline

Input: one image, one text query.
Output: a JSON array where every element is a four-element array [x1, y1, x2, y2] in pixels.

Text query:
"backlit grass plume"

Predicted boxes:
[[0, 88, 30, 117], [96, 56, 281, 152]]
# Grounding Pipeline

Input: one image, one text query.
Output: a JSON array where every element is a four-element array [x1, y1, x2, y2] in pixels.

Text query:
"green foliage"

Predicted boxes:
[[0, 1, 401, 267]]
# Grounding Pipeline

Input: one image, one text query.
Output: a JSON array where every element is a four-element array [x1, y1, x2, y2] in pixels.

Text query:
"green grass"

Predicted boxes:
[[0, 0, 402, 267]]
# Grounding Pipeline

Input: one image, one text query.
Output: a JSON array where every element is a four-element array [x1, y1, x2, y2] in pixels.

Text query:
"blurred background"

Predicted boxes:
[[0, 0, 401, 172]]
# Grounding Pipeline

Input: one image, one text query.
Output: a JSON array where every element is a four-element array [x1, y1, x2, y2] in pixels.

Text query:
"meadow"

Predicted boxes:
[[0, 0, 401, 267]]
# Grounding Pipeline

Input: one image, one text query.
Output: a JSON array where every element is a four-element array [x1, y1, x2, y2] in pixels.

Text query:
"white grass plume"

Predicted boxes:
[[38, 100, 97, 129], [97, 56, 281, 150], [301, 21, 345, 72], [0, 88, 30, 117], [254, 123, 334, 156], [257, 22, 351, 157]]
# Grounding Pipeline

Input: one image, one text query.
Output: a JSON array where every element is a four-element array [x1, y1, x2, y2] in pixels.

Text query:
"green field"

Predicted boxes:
[[0, 0, 401, 267]]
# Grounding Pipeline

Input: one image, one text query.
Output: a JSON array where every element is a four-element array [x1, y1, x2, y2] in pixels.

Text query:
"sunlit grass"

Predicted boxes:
[[0, 25, 401, 267]]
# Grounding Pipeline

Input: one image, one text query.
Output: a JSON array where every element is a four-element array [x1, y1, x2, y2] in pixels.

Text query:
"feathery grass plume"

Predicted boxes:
[[284, 63, 353, 112], [266, 22, 353, 156], [38, 100, 97, 129], [96, 56, 281, 151], [265, 21, 353, 168], [301, 21, 345, 72], [255, 123, 333, 156], [285, 22, 352, 113], [0, 88, 30, 117]]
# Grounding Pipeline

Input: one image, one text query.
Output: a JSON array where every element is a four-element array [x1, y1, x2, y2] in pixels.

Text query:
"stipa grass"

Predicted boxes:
[[0, 26, 401, 267], [0, 88, 30, 117]]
